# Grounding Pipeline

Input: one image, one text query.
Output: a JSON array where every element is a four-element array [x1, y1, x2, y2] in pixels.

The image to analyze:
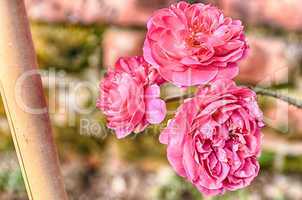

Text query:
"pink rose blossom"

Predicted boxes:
[[143, 1, 248, 86], [97, 56, 166, 138], [159, 79, 263, 196]]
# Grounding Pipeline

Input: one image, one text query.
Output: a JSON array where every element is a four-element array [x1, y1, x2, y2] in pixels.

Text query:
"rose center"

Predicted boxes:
[[186, 23, 212, 48]]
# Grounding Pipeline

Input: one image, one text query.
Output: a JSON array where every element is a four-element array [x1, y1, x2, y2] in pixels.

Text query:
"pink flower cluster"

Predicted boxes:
[[160, 79, 264, 195], [97, 56, 166, 138], [144, 1, 248, 87], [97, 1, 263, 197]]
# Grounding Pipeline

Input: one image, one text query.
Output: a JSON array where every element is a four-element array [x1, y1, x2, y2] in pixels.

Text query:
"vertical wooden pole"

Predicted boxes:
[[0, 0, 68, 199]]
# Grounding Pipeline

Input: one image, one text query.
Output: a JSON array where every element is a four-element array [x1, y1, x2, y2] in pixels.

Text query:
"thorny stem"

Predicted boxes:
[[165, 93, 193, 103], [165, 86, 302, 109], [251, 86, 302, 109]]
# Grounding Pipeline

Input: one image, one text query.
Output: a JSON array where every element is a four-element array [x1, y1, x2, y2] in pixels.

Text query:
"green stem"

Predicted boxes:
[[250, 86, 302, 109], [165, 86, 302, 109]]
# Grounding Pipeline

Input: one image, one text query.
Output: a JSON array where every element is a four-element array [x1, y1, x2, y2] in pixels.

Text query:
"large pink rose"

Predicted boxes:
[[97, 56, 166, 138], [159, 79, 263, 196], [143, 1, 248, 86]]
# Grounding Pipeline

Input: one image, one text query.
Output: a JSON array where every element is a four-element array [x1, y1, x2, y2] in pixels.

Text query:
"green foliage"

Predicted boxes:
[[155, 175, 202, 200], [187, 0, 200, 4], [0, 171, 9, 191], [31, 23, 105, 73], [155, 173, 251, 200], [0, 97, 5, 116], [283, 155, 302, 173], [259, 151, 275, 170], [0, 133, 14, 152], [55, 126, 105, 156], [213, 190, 251, 200], [6, 169, 25, 194], [116, 127, 166, 162], [0, 168, 25, 194]]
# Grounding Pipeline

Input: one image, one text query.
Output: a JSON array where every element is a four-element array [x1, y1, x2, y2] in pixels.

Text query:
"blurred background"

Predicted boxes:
[[0, 0, 302, 199]]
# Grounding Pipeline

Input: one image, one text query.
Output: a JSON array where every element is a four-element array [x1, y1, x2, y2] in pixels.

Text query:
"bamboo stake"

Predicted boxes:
[[0, 1, 68, 199]]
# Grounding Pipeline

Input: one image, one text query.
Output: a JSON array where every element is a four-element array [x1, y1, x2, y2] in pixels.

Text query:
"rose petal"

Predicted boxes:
[[146, 98, 166, 124]]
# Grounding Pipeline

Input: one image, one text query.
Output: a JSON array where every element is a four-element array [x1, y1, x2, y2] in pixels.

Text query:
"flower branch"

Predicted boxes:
[[97, 1, 286, 196], [250, 86, 302, 109], [165, 86, 302, 109]]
